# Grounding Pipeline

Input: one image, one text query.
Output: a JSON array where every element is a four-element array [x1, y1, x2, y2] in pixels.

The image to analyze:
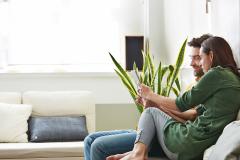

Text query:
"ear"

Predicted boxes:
[[209, 51, 214, 62]]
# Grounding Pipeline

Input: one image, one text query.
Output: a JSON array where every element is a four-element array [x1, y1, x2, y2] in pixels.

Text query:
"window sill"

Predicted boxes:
[[0, 65, 121, 78], [0, 64, 120, 76]]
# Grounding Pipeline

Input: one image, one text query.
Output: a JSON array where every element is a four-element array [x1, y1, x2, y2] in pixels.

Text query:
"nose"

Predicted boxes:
[[199, 59, 203, 66], [190, 59, 195, 66]]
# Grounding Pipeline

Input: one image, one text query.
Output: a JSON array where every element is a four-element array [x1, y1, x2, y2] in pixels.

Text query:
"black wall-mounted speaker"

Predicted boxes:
[[125, 36, 144, 71]]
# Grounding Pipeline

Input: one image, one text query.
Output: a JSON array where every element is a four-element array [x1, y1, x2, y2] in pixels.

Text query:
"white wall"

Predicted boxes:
[[145, 0, 165, 64], [146, 0, 209, 65], [112, 0, 144, 65], [0, 72, 133, 104], [96, 103, 140, 131]]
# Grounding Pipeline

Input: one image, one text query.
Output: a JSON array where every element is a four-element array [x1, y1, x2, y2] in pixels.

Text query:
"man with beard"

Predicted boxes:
[[84, 34, 212, 160]]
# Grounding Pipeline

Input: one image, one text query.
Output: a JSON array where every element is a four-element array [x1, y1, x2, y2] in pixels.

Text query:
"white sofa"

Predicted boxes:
[[203, 112, 240, 160], [0, 91, 96, 160], [0, 91, 239, 160]]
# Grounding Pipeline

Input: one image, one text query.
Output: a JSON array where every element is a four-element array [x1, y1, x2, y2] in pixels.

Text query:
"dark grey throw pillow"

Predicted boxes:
[[28, 116, 88, 142]]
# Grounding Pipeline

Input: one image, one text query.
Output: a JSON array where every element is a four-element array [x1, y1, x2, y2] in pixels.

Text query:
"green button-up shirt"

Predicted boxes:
[[163, 66, 240, 160]]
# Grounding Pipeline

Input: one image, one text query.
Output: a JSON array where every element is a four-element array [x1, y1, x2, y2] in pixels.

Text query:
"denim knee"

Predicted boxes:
[[91, 137, 106, 154], [90, 137, 108, 160], [84, 134, 94, 148], [84, 135, 95, 160]]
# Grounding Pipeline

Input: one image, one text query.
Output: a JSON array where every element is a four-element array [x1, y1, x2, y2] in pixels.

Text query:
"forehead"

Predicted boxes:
[[189, 47, 200, 56], [199, 47, 205, 55]]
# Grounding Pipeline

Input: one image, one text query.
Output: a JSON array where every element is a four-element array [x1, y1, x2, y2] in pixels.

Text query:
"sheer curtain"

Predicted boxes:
[[210, 0, 240, 67], [0, 0, 144, 72]]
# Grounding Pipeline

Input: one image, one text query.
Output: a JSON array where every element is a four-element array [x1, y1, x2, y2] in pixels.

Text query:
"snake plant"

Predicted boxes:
[[109, 38, 187, 113]]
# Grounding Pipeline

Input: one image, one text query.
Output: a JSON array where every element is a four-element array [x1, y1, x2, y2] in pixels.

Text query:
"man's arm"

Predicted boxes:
[[157, 105, 197, 123], [157, 105, 186, 123], [136, 97, 197, 123], [167, 108, 197, 121]]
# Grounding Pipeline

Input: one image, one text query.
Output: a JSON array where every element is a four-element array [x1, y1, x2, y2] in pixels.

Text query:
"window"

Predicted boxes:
[[0, 0, 144, 72]]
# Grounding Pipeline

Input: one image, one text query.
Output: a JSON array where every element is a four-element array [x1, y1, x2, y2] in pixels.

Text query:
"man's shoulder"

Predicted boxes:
[[185, 81, 197, 91]]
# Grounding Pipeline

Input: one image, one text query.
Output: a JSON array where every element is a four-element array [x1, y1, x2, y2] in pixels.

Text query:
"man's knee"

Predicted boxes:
[[91, 137, 108, 154], [84, 134, 94, 147], [90, 137, 110, 160]]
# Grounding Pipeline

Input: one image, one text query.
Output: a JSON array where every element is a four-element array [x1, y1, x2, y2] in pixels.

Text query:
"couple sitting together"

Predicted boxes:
[[84, 35, 240, 160]]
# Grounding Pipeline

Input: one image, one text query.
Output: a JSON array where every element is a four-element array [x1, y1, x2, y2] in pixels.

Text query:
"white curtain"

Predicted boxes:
[[211, 0, 240, 67]]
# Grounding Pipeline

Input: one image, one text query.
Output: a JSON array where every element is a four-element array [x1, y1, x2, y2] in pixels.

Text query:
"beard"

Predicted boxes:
[[194, 69, 204, 77]]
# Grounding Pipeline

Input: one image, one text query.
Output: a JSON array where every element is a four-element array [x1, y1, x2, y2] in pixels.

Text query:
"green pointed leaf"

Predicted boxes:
[[157, 62, 162, 94], [151, 66, 159, 92], [109, 52, 137, 95], [141, 50, 149, 83], [133, 62, 141, 85], [171, 87, 179, 97], [147, 52, 155, 83], [143, 70, 149, 84], [166, 38, 187, 96], [114, 69, 137, 97], [136, 103, 144, 113], [128, 88, 143, 113], [133, 62, 137, 71], [114, 69, 144, 113], [167, 65, 174, 85], [161, 87, 168, 96], [161, 66, 168, 82], [175, 77, 181, 92], [141, 50, 148, 74]]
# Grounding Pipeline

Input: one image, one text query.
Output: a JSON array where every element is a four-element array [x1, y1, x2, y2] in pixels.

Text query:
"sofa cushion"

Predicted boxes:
[[0, 92, 21, 104], [203, 145, 215, 160], [22, 91, 94, 116], [28, 116, 88, 142], [0, 103, 32, 142], [0, 142, 84, 158], [207, 120, 240, 160], [22, 91, 96, 133]]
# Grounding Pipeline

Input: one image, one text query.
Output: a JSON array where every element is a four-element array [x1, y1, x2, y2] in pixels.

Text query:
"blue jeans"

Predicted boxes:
[[84, 130, 136, 160], [83, 129, 165, 160]]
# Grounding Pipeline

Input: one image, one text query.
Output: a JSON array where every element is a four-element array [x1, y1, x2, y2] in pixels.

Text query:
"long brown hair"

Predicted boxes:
[[201, 36, 240, 77]]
